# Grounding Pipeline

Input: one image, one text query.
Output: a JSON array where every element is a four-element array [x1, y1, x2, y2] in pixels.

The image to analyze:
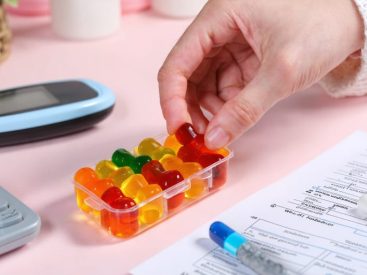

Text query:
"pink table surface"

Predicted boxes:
[[1, 11, 367, 275]]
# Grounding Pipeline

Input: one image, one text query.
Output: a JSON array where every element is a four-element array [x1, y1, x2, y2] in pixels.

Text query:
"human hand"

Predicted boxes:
[[158, 0, 363, 149]]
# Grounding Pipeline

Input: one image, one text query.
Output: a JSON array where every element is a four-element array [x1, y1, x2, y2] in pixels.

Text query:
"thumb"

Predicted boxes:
[[204, 63, 288, 149]]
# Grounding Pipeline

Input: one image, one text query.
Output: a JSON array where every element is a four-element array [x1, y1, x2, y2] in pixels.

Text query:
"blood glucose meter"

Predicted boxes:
[[0, 79, 115, 146]]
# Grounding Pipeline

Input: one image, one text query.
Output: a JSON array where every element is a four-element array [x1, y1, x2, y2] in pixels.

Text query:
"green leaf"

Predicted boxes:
[[4, 0, 18, 7]]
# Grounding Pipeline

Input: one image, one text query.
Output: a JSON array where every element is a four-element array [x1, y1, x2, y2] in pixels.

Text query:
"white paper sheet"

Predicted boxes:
[[131, 131, 367, 275]]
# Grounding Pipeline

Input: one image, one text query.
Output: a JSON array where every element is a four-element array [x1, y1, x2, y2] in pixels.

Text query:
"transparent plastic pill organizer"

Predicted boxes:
[[73, 123, 233, 238]]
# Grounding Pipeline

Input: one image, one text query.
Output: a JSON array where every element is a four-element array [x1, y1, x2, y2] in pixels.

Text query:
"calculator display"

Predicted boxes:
[[0, 86, 59, 116]]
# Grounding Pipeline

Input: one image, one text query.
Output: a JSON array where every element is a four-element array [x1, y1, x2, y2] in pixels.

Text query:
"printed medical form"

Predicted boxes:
[[132, 131, 367, 275]]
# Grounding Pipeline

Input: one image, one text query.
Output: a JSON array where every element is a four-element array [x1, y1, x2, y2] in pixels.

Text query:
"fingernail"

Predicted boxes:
[[206, 127, 230, 149]]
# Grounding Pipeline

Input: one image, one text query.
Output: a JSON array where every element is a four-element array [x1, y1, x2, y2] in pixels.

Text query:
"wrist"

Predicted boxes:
[[339, 0, 365, 54]]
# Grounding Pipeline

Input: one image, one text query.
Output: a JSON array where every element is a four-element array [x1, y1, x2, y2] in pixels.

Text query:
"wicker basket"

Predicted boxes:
[[0, 2, 11, 63]]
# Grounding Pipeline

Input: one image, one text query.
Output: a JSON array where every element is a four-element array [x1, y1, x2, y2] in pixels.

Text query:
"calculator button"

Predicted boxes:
[[0, 198, 8, 212], [0, 207, 23, 228]]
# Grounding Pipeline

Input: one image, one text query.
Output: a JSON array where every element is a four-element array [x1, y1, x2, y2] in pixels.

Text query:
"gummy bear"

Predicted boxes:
[[175, 123, 198, 145], [141, 160, 165, 184], [112, 148, 151, 173], [90, 179, 115, 198], [133, 155, 152, 173], [121, 174, 149, 199], [101, 186, 125, 205], [74, 167, 98, 213], [100, 186, 126, 229], [163, 135, 182, 154], [160, 155, 206, 199], [137, 138, 175, 160], [112, 148, 136, 167], [95, 160, 118, 179], [109, 166, 134, 188], [175, 123, 227, 189], [141, 160, 185, 210], [135, 184, 164, 224], [74, 167, 98, 187], [160, 155, 183, 171], [158, 170, 185, 209], [138, 138, 161, 156], [106, 196, 139, 237]]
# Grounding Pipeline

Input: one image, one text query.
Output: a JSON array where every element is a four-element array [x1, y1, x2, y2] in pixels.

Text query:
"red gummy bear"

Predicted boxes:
[[141, 160, 165, 184], [175, 123, 198, 145], [141, 160, 185, 210], [175, 123, 227, 189], [101, 186, 125, 205], [159, 170, 185, 210], [100, 187, 138, 237]]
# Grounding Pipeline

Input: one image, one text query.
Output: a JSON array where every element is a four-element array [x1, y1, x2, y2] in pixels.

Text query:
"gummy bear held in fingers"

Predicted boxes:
[[175, 123, 198, 145]]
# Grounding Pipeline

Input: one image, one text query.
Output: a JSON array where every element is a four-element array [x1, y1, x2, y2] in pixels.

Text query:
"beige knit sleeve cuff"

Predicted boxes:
[[320, 0, 367, 98]]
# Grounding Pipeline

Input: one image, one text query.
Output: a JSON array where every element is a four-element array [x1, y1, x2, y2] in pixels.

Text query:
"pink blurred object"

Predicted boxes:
[[121, 0, 150, 14], [6, 0, 150, 16], [5, 0, 49, 16]]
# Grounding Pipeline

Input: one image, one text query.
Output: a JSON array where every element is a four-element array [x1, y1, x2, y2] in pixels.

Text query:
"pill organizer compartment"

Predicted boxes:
[[73, 137, 233, 238]]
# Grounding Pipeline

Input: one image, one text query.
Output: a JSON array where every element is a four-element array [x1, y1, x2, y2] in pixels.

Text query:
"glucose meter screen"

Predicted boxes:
[[0, 86, 59, 115]]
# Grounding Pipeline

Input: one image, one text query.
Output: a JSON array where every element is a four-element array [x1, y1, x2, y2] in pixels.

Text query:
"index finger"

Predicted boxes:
[[158, 0, 240, 134]]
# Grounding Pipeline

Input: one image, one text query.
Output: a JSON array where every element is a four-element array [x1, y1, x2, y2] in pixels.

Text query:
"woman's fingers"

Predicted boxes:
[[158, 0, 240, 134], [205, 61, 286, 149]]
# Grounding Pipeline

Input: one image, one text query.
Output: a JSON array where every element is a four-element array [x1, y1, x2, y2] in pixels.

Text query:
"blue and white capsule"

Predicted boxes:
[[209, 221, 247, 256]]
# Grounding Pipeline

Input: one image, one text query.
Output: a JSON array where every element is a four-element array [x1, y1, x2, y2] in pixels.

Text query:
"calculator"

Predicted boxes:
[[0, 187, 41, 255]]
